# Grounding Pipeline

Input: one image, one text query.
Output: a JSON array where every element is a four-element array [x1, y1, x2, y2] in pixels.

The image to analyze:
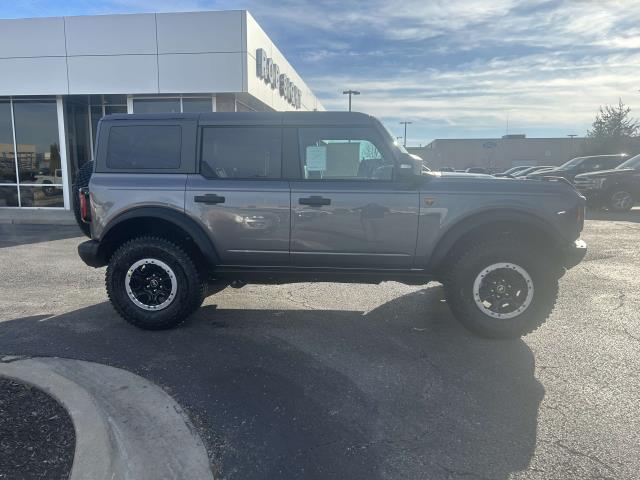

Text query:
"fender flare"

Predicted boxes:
[[100, 206, 220, 265], [426, 208, 563, 270]]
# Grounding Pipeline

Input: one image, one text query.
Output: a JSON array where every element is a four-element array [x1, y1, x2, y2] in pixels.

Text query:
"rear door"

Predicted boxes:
[[185, 124, 290, 266], [289, 126, 420, 269]]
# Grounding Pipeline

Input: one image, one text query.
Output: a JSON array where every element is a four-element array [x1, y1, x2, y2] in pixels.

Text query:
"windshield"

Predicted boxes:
[[616, 153, 640, 170], [558, 157, 586, 169], [380, 122, 409, 154]]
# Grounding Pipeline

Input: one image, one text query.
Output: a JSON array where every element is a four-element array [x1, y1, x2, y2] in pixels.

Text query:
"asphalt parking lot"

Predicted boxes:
[[0, 212, 639, 480]]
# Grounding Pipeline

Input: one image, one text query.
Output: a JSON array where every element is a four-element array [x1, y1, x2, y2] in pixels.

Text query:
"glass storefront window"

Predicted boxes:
[[182, 98, 212, 113], [0, 100, 16, 185], [19, 185, 63, 207], [13, 100, 61, 186], [133, 98, 181, 114], [65, 97, 91, 183]]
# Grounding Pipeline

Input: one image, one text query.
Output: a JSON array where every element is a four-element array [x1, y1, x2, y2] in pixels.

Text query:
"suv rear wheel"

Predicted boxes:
[[106, 236, 205, 330], [444, 238, 559, 338]]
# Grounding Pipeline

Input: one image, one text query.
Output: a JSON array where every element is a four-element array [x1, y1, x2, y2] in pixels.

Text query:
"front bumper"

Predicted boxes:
[[562, 239, 587, 269], [78, 240, 107, 268]]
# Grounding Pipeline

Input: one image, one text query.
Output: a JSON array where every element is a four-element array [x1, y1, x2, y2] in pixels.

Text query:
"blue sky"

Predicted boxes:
[[2, 0, 640, 145]]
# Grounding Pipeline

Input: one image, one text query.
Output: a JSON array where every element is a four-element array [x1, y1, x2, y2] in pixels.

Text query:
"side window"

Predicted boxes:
[[201, 127, 282, 179], [106, 125, 182, 169], [605, 158, 622, 169], [298, 127, 393, 180]]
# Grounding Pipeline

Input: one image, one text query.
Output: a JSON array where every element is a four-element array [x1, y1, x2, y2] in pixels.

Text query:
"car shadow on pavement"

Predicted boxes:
[[0, 286, 543, 480], [0, 224, 83, 248]]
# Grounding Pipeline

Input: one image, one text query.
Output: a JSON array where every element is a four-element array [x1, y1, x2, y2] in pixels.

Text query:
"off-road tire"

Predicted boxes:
[[443, 238, 559, 339], [106, 236, 205, 330], [72, 161, 94, 238]]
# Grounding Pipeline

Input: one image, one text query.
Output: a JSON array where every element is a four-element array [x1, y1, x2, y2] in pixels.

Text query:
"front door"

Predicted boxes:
[[290, 127, 420, 269], [185, 125, 290, 267]]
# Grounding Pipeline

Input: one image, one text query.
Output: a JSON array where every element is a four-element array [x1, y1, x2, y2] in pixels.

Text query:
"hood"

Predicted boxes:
[[434, 171, 493, 179], [575, 168, 636, 179], [425, 170, 581, 197], [527, 168, 569, 178]]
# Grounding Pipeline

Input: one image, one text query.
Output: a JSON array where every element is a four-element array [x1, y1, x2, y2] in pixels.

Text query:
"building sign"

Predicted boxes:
[[256, 48, 302, 109]]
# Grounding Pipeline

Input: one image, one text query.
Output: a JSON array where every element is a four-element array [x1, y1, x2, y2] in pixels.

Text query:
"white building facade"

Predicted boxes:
[[0, 10, 323, 212]]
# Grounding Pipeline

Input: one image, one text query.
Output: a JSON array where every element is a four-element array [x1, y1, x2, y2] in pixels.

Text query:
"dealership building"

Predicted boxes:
[[0, 10, 323, 218]]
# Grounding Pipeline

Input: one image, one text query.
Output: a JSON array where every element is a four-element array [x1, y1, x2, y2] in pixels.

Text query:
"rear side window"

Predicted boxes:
[[200, 127, 282, 179], [106, 125, 182, 169], [604, 157, 623, 168]]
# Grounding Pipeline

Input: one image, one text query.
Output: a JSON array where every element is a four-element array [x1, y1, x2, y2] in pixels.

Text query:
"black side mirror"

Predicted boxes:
[[395, 153, 423, 180]]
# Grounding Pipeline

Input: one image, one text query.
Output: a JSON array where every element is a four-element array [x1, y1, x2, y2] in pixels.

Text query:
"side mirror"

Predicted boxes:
[[395, 153, 423, 180]]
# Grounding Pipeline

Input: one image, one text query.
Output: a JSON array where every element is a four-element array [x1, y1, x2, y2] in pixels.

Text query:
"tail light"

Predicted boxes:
[[79, 188, 91, 223]]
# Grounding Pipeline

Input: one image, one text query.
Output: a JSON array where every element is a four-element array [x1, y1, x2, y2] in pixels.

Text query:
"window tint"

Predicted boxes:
[[201, 127, 281, 179], [106, 125, 182, 169], [298, 127, 392, 180], [604, 157, 623, 168]]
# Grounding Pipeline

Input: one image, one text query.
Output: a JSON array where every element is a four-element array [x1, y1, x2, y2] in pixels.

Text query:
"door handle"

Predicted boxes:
[[299, 196, 331, 206], [194, 194, 226, 204]]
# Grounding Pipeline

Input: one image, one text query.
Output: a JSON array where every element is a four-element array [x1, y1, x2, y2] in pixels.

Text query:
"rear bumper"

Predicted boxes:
[[78, 240, 107, 268], [562, 239, 587, 269]]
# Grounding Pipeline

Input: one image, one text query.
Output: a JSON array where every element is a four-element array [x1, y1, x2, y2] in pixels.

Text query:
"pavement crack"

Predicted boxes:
[[544, 439, 618, 477], [613, 291, 626, 311]]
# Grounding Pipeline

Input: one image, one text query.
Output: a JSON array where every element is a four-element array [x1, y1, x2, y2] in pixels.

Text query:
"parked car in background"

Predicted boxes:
[[439, 166, 455, 172], [35, 168, 63, 196], [495, 165, 533, 177], [466, 167, 488, 174], [574, 153, 640, 211], [526, 154, 627, 182], [513, 166, 555, 177]]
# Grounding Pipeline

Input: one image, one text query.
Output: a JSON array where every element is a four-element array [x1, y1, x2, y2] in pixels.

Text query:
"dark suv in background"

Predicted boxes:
[[526, 154, 627, 182], [574, 153, 640, 211]]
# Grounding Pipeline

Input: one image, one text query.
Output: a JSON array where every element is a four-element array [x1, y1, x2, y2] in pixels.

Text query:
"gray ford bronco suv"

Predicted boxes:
[[76, 112, 586, 338]]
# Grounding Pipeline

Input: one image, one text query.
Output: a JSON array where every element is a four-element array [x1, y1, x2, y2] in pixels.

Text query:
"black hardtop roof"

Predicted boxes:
[[101, 111, 377, 126]]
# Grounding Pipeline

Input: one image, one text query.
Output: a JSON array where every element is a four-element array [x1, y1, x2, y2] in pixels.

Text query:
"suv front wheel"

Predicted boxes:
[[608, 189, 634, 212], [106, 236, 205, 330], [444, 238, 559, 338]]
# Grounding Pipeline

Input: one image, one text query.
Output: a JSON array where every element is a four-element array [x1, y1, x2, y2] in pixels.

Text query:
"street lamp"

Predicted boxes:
[[399, 121, 412, 147], [342, 90, 360, 112], [567, 134, 577, 155]]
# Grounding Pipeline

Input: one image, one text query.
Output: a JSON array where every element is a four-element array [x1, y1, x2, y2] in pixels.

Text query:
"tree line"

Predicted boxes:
[[584, 99, 640, 156]]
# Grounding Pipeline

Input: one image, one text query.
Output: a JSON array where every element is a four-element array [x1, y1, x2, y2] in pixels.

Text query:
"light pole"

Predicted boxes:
[[342, 90, 360, 112], [567, 134, 577, 155], [399, 121, 412, 147]]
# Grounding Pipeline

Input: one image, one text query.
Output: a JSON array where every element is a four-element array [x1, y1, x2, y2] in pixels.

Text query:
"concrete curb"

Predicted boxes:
[[0, 357, 214, 480]]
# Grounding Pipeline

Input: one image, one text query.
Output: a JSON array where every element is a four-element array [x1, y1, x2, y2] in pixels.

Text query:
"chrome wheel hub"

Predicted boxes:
[[125, 258, 177, 311], [472, 262, 534, 319]]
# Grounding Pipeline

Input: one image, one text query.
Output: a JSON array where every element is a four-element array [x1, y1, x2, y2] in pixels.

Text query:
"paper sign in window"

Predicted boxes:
[[306, 146, 327, 171]]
